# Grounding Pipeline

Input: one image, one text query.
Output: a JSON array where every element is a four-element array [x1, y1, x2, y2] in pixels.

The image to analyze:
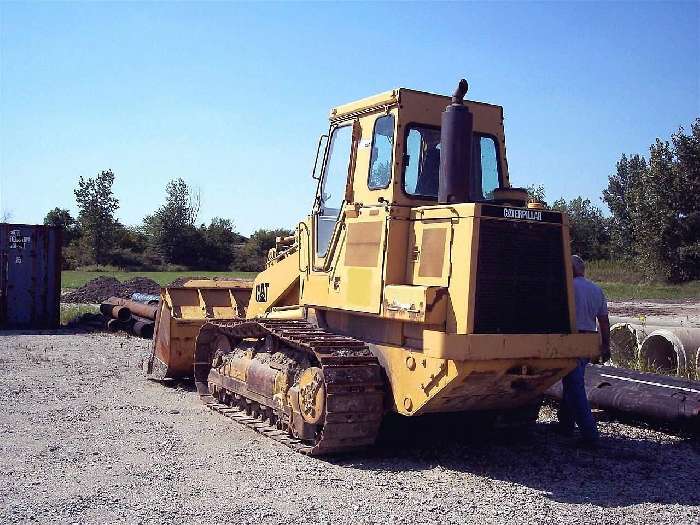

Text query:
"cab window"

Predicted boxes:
[[475, 136, 499, 200], [403, 125, 501, 200], [367, 114, 394, 189], [404, 127, 441, 197]]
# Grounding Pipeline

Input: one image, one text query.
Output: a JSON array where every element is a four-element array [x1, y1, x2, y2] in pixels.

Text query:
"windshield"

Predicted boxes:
[[403, 125, 501, 200]]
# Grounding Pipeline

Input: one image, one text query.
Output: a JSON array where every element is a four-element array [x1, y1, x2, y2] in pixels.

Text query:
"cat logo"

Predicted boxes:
[[255, 282, 270, 303]]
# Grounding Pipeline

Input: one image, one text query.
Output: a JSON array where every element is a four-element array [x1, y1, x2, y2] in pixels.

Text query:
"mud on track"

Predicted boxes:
[[0, 332, 697, 524]]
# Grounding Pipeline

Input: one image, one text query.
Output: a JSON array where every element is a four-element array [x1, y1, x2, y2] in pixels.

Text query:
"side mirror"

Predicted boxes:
[[311, 134, 329, 180]]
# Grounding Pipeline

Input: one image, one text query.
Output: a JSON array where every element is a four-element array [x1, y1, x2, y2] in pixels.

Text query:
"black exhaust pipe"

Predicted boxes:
[[438, 79, 474, 204]]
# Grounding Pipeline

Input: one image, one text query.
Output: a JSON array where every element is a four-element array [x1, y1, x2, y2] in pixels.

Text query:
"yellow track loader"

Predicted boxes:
[[144, 79, 599, 455]]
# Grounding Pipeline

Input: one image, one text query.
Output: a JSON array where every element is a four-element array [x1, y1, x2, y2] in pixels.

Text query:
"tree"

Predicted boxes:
[[602, 154, 647, 260], [603, 118, 700, 282], [552, 197, 610, 260], [43, 207, 79, 246], [670, 119, 700, 281], [144, 178, 201, 266], [74, 170, 119, 265], [526, 184, 548, 206], [233, 228, 294, 272], [198, 218, 243, 270]]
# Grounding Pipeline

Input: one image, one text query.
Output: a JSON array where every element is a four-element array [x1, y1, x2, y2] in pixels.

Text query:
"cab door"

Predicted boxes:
[[302, 115, 391, 315], [301, 123, 353, 308], [313, 123, 353, 266]]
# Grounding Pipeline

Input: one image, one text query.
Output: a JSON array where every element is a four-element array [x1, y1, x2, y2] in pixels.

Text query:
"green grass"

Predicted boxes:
[[626, 354, 697, 381], [60, 304, 99, 324], [62, 264, 699, 301], [62, 270, 257, 289], [586, 259, 646, 284], [599, 280, 700, 301], [585, 260, 699, 300]]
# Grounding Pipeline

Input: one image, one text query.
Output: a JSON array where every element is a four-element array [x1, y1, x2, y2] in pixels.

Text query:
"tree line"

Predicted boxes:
[[45, 119, 697, 281], [44, 174, 292, 272], [527, 118, 698, 283]]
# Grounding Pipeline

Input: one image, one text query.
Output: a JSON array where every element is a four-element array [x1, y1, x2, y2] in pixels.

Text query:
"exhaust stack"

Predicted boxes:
[[438, 79, 474, 204]]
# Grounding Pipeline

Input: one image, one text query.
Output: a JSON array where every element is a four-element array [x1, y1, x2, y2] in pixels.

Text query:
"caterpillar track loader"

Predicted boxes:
[[144, 79, 599, 455]]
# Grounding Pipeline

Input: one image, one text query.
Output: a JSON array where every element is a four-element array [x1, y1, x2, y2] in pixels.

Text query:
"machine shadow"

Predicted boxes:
[[147, 376, 198, 393], [332, 413, 700, 508]]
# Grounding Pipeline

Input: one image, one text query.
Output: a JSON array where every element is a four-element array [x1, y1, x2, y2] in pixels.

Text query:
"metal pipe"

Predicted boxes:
[[546, 364, 700, 427], [106, 318, 124, 332], [105, 296, 157, 321], [131, 316, 154, 338], [100, 303, 131, 322]]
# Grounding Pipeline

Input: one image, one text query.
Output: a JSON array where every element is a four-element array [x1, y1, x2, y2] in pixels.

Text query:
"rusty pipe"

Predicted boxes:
[[100, 303, 131, 322], [105, 297, 157, 321]]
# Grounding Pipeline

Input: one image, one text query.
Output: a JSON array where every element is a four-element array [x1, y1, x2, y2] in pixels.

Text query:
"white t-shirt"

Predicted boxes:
[[573, 276, 608, 332]]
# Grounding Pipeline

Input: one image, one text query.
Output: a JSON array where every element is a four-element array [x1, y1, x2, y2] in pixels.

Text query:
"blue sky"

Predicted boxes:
[[1, 1, 698, 234]]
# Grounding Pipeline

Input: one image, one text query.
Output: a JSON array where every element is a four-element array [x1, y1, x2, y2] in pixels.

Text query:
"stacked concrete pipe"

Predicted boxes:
[[639, 327, 700, 377], [609, 323, 657, 368]]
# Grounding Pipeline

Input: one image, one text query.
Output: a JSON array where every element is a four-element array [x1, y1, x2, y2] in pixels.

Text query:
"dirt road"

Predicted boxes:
[[0, 332, 697, 524]]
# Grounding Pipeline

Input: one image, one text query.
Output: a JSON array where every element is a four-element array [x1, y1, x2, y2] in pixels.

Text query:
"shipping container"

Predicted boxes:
[[0, 224, 62, 329]]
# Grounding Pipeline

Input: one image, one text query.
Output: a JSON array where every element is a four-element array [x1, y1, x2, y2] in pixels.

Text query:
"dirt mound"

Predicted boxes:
[[63, 276, 161, 304], [121, 277, 161, 296]]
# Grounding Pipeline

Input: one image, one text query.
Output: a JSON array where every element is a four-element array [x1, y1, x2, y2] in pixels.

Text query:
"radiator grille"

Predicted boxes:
[[473, 219, 570, 334]]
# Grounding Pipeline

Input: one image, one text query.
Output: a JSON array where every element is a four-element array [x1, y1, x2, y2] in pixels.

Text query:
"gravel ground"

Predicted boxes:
[[609, 300, 700, 327], [0, 332, 697, 525]]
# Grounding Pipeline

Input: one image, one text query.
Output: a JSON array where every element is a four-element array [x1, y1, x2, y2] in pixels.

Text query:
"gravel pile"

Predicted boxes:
[[167, 276, 211, 287], [0, 333, 697, 524], [63, 276, 161, 304], [166, 276, 254, 287]]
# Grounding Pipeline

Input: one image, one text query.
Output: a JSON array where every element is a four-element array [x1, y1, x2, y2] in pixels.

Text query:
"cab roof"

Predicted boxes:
[[330, 87, 503, 121]]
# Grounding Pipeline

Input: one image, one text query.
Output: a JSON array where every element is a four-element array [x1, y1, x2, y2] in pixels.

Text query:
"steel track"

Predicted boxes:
[[195, 319, 385, 455]]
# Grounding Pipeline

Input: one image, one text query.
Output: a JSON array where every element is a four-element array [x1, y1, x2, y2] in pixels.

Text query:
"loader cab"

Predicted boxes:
[[310, 88, 511, 267]]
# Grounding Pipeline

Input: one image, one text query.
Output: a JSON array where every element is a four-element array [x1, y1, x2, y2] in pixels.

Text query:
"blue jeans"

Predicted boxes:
[[558, 358, 599, 441]]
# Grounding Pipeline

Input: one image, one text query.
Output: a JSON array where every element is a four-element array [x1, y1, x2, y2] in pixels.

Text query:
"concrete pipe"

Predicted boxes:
[[609, 324, 669, 368], [638, 328, 700, 377]]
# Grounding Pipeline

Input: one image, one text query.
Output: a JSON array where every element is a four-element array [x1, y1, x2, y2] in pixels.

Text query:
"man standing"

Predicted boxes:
[[558, 255, 611, 448]]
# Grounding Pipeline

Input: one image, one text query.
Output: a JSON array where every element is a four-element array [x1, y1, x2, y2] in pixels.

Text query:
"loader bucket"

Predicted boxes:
[[143, 280, 253, 380]]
